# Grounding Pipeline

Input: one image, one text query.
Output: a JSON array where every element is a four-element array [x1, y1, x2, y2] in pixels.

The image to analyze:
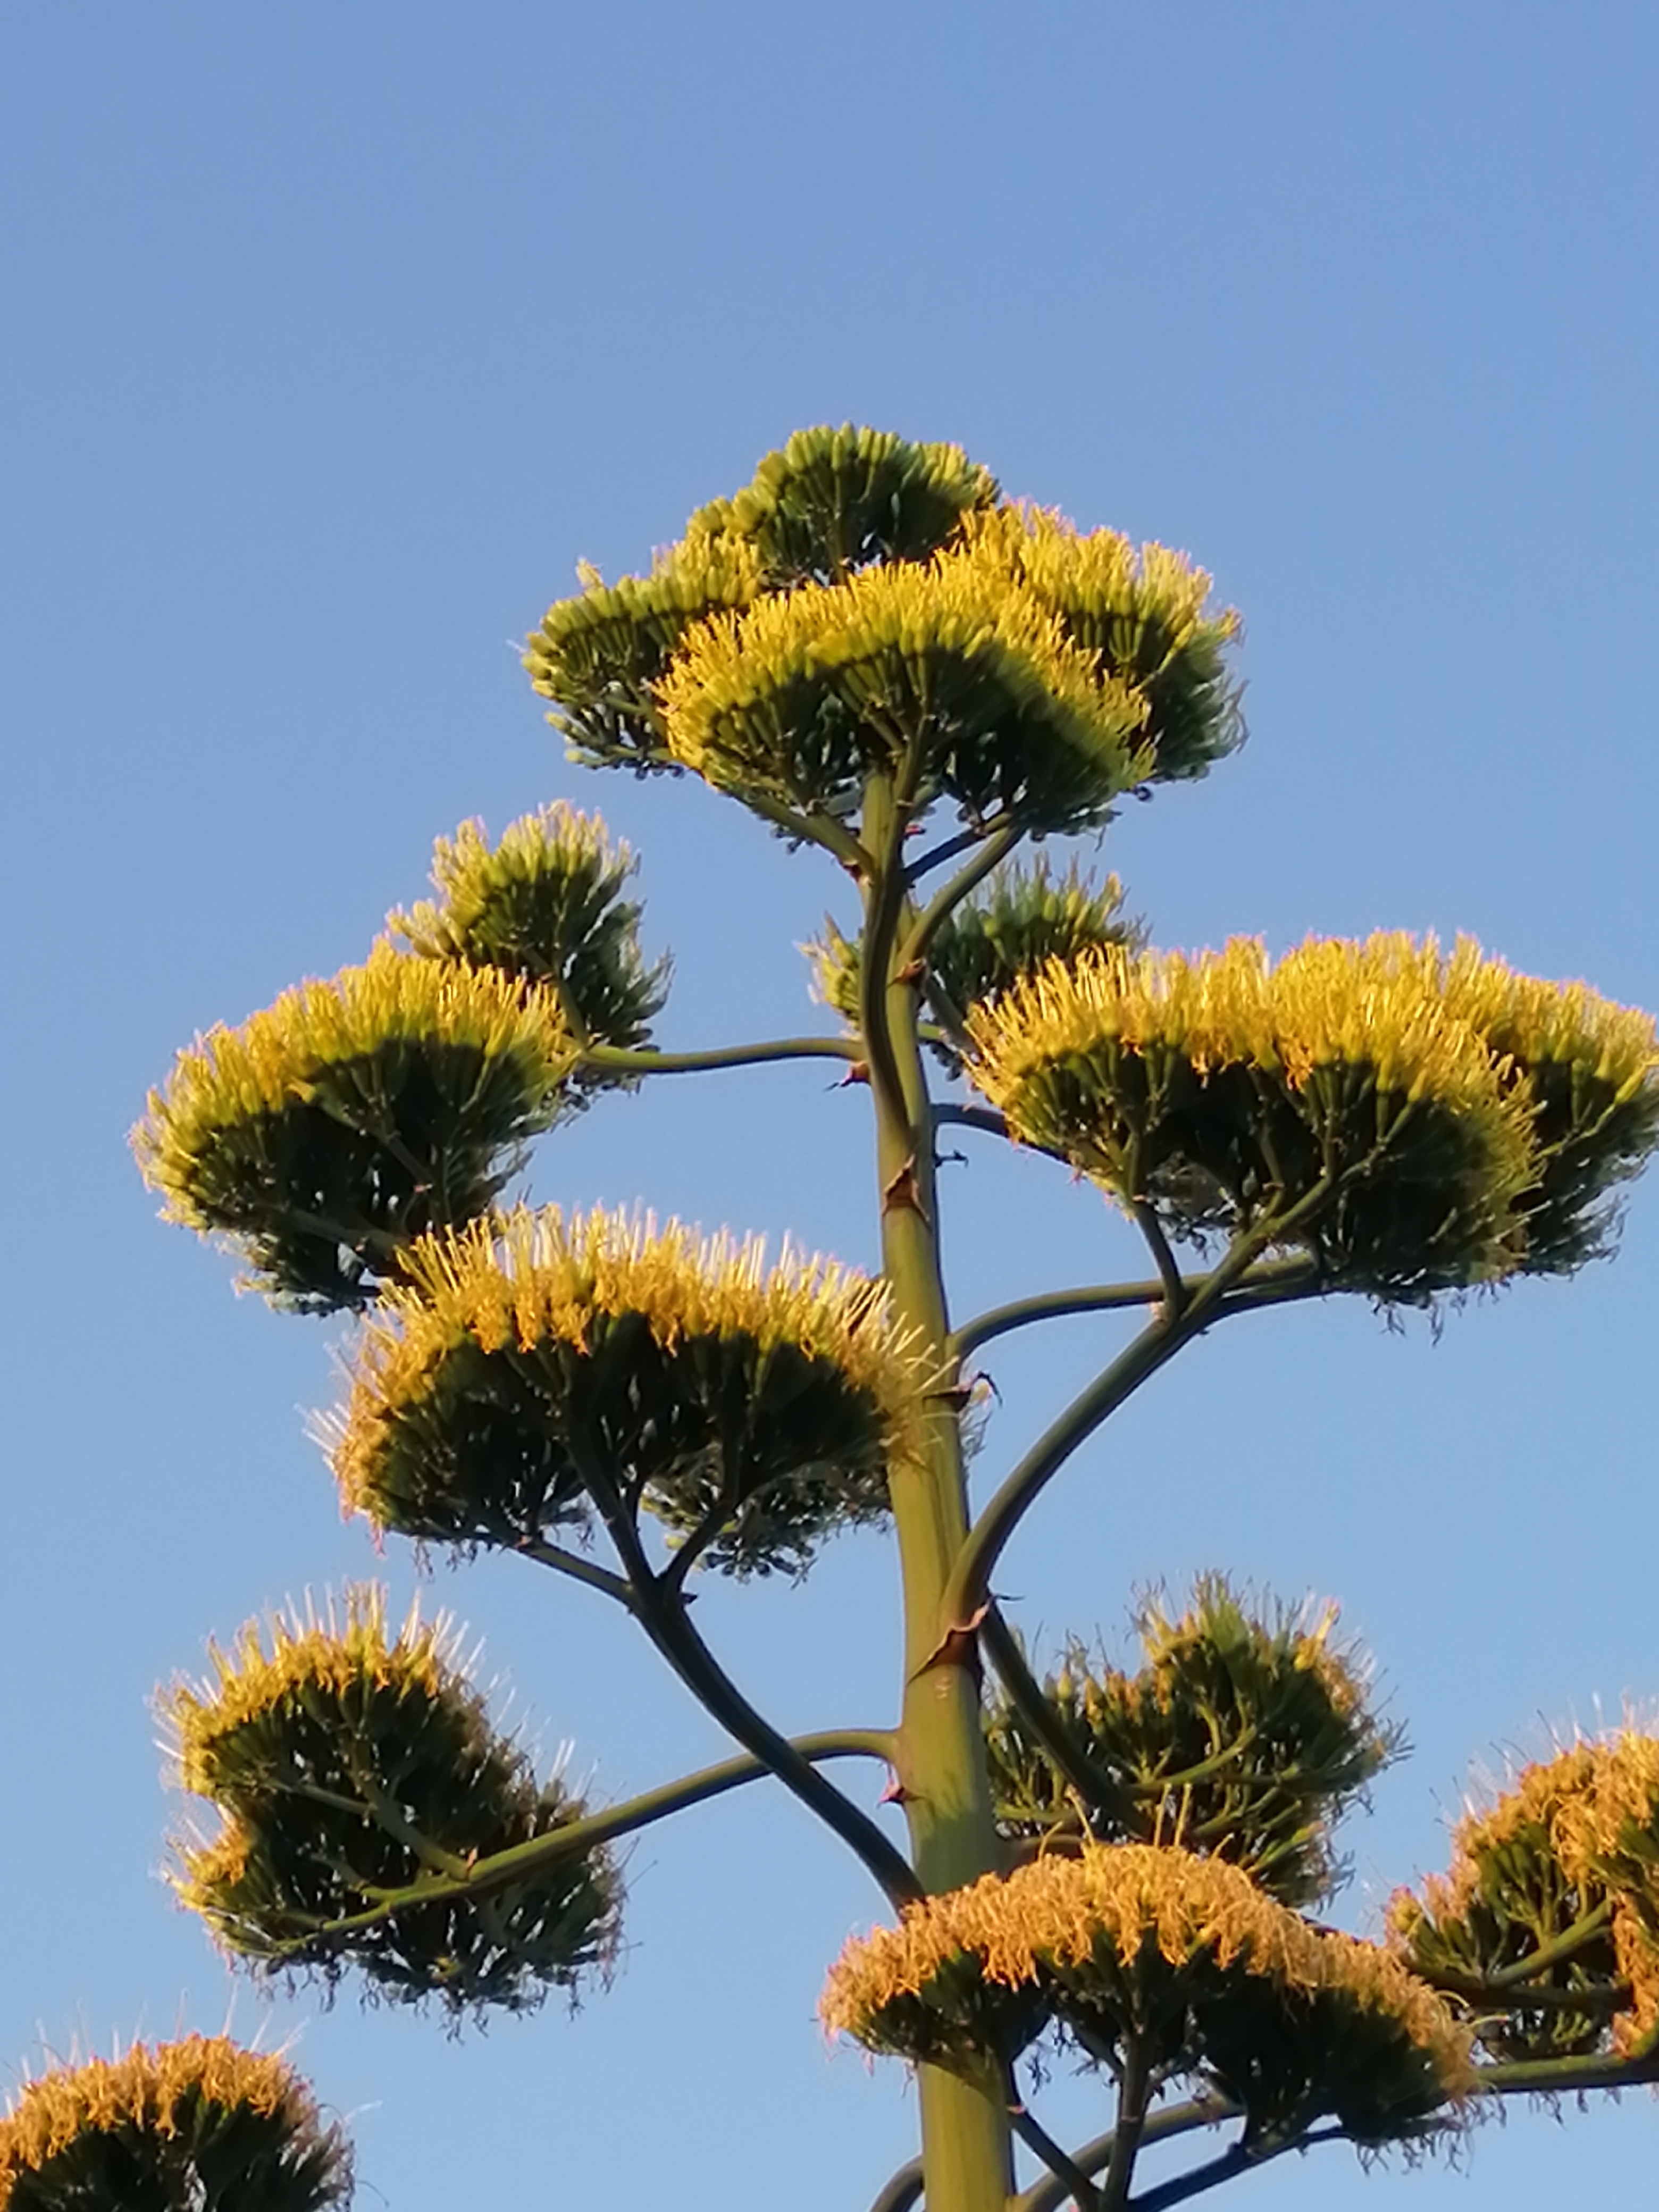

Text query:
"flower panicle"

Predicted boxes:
[[160, 1583, 471, 1799], [1390, 1726, 1659, 2058], [131, 946, 574, 1226], [363, 1200, 925, 1421], [822, 1842, 1472, 2096], [657, 533, 1151, 788], [390, 802, 638, 960], [0, 2037, 351, 2210]]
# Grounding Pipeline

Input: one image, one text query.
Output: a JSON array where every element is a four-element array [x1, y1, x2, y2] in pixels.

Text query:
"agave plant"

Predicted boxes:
[[129, 425, 1659, 2212]]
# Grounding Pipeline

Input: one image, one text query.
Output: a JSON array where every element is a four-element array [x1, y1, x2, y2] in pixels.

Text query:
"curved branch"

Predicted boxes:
[[733, 786, 873, 876], [866, 2157, 924, 2212], [1486, 1898, 1614, 1988], [953, 1278, 1166, 1356], [1410, 1901, 1623, 2016], [943, 1200, 1333, 1631], [1012, 2101, 1237, 2212], [266, 1730, 895, 1951], [932, 1103, 1069, 1162], [580, 1447, 921, 1908], [520, 1538, 636, 1610], [1129, 2127, 1345, 2212], [1213, 1267, 1328, 1319], [981, 1607, 1134, 1827], [1478, 2033, 1659, 2097], [1428, 1972, 1629, 2012], [1129, 1201, 1185, 1320], [943, 1305, 1216, 1633], [899, 820, 1023, 972], [579, 1035, 865, 1078], [637, 1585, 917, 1907], [952, 1259, 1321, 1361], [903, 816, 1017, 889], [1009, 2090, 1101, 2211]]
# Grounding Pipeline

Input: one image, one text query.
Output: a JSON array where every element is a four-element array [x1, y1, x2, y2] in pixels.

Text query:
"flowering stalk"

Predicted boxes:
[[858, 764, 1016, 2212]]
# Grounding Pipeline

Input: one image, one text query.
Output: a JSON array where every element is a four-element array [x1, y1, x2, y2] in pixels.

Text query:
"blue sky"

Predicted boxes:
[[3, 5, 1657, 2207]]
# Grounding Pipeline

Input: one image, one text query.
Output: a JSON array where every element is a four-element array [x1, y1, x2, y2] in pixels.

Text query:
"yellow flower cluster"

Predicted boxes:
[[524, 526, 764, 699], [0, 2037, 347, 2204], [689, 424, 1000, 577], [1438, 942, 1658, 1085], [1398, 1733, 1659, 2055], [132, 943, 575, 1229], [972, 936, 1515, 1117], [525, 432, 1242, 825], [962, 503, 1237, 670], [657, 537, 1150, 791], [968, 931, 1659, 1284], [390, 802, 638, 962], [161, 1583, 460, 1798], [822, 1841, 1472, 2093], [330, 1202, 925, 1522]]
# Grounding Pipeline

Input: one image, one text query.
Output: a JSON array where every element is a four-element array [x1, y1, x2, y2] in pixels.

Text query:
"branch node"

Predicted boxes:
[[914, 1602, 990, 1681], [882, 1156, 927, 1219]]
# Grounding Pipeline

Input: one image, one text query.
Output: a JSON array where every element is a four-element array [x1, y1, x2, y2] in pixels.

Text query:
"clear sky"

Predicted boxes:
[[3, 6, 1657, 2208]]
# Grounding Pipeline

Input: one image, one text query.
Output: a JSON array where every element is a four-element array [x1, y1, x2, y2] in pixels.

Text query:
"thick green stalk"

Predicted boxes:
[[859, 770, 1014, 2212]]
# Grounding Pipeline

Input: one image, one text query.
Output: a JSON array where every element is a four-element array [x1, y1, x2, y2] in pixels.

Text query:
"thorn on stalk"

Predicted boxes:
[[895, 958, 926, 985], [878, 1775, 917, 1807], [914, 1602, 990, 1682], [835, 1061, 870, 1088]]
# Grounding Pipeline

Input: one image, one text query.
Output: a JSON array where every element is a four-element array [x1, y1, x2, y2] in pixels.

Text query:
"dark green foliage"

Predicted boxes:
[[134, 955, 576, 1313], [1038, 573, 1242, 786], [927, 862, 1144, 1028], [1389, 1745, 1629, 2064], [1043, 1930, 1454, 2149], [180, 1044, 555, 1312], [1505, 1052, 1659, 1277]]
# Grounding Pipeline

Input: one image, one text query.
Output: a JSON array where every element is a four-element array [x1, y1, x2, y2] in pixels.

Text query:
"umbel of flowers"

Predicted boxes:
[[323, 1201, 925, 1575], [0, 2038, 352, 2212], [820, 1843, 1474, 2147], [161, 1586, 621, 2013], [123, 424, 1659, 2212], [1391, 1730, 1659, 2067]]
